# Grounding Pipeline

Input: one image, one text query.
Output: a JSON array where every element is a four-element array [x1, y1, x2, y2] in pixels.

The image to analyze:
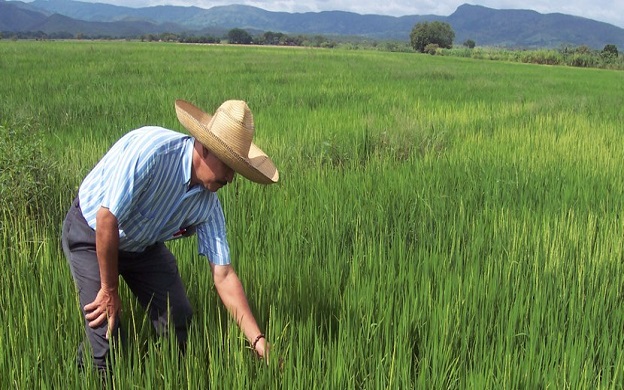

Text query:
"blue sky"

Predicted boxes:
[[24, 0, 624, 28]]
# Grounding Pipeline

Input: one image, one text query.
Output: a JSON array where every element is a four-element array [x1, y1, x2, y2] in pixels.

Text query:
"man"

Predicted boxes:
[[61, 99, 278, 373]]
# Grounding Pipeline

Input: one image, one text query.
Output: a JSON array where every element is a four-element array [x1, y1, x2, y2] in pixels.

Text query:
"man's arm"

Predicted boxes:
[[83, 206, 122, 339], [211, 263, 267, 358]]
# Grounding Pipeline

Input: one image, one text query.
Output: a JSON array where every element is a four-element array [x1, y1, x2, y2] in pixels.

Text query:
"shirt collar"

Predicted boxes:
[[183, 137, 195, 190], [184, 137, 210, 195]]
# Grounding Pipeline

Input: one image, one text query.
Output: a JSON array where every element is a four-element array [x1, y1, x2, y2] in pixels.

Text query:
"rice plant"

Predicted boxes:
[[1, 40, 623, 388]]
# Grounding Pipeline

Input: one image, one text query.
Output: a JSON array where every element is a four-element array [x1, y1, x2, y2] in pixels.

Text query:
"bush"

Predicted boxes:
[[424, 43, 440, 55], [520, 50, 562, 65], [0, 119, 60, 220], [568, 53, 597, 68]]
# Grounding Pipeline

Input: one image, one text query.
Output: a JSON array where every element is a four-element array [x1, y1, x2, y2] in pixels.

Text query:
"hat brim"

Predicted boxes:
[[175, 100, 279, 184]]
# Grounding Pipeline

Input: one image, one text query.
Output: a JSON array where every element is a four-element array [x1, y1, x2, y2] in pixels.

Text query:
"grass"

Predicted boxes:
[[1, 40, 623, 388]]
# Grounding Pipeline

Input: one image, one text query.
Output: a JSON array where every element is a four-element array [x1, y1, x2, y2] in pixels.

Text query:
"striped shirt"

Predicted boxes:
[[78, 126, 230, 265]]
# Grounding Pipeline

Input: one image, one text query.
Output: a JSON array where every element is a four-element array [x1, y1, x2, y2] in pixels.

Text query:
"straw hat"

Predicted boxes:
[[175, 99, 278, 184]]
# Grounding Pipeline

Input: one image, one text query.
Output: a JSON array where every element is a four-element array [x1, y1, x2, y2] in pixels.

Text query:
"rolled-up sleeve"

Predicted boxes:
[[196, 198, 231, 265]]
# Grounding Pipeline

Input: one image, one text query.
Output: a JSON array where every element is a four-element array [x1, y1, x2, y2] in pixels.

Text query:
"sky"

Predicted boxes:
[[34, 0, 624, 29]]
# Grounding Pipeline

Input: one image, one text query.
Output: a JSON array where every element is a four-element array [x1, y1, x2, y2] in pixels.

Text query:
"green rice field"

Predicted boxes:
[[1, 40, 623, 388]]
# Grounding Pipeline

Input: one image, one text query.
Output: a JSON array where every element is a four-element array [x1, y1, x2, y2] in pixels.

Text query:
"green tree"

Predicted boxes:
[[410, 21, 455, 53], [602, 44, 619, 57], [227, 28, 252, 44], [261, 31, 284, 45], [463, 39, 476, 49]]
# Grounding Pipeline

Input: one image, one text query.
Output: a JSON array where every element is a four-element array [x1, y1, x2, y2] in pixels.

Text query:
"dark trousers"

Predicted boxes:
[[61, 198, 193, 371]]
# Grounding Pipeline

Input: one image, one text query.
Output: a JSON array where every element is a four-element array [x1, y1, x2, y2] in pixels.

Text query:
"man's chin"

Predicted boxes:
[[207, 183, 226, 192]]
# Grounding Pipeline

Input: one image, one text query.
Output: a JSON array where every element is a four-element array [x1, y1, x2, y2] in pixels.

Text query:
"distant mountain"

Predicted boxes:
[[36, 12, 183, 36], [16, 0, 439, 39], [0, 1, 48, 31], [0, 1, 187, 36], [3, 0, 624, 48], [449, 4, 624, 49]]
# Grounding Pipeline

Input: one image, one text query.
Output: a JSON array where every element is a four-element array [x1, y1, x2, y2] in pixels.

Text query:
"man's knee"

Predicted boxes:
[[152, 298, 193, 338]]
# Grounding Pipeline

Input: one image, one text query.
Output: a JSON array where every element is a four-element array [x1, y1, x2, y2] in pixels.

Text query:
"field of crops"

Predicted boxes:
[[1, 41, 623, 388]]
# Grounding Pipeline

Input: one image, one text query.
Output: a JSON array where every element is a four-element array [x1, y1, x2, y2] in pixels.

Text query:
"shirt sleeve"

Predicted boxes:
[[196, 197, 231, 265]]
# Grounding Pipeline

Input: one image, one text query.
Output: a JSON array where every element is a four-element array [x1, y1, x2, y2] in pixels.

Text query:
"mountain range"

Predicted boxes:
[[2, 0, 624, 49]]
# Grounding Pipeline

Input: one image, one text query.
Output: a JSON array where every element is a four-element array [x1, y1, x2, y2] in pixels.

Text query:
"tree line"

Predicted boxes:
[[3, 23, 621, 70], [1, 29, 337, 48]]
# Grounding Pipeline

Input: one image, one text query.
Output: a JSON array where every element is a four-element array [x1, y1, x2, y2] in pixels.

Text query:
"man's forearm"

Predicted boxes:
[[218, 275, 261, 337], [95, 207, 120, 291], [212, 265, 264, 346]]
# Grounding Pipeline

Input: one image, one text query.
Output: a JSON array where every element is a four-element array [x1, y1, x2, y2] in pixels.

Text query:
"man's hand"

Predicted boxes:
[[254, 336, 269, 361], [84, 287, 121, 339]]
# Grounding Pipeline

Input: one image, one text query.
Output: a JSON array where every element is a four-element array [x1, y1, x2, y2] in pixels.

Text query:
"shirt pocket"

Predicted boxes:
[[122, 207, 159, 245]]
